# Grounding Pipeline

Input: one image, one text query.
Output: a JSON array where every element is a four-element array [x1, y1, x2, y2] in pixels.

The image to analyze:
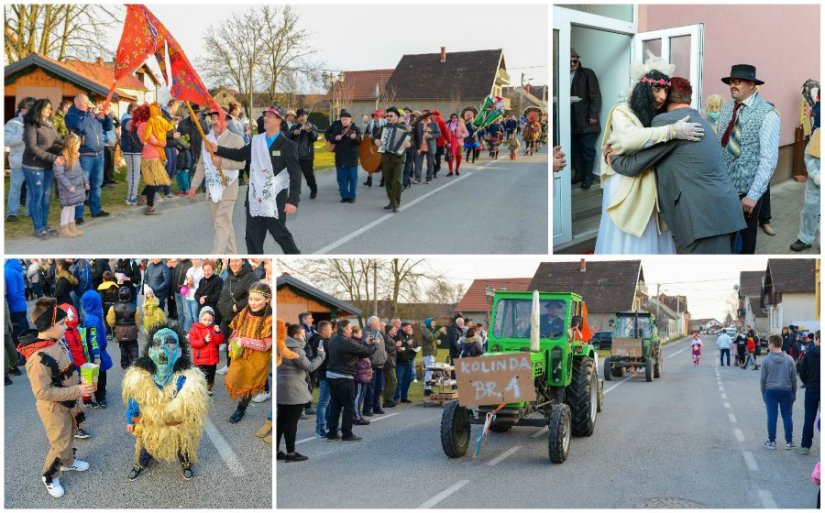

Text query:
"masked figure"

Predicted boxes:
[[122, 324, 208, 481]]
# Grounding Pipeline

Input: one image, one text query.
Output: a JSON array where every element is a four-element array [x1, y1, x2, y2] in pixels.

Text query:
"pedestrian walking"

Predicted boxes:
[[690, 333, 703, 365], [717, 329, 732, 366], [761, 335, 797, 450]]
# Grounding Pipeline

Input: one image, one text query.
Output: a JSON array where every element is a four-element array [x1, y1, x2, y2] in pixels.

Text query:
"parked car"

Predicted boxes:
[[589, 331, 613, 350]]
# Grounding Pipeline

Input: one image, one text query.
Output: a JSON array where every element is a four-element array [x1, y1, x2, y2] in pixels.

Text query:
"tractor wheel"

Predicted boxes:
[[614, 364, 625, 378], [567, 357, 598, 437], [490, 422, 512, 433], [441, 400, 471, 458], [604, 357, 612, 381], [597, 379, 605, 412], [547, 403, 572, 463], [645, 358, 653, 382], [654, 352, 662, 379]]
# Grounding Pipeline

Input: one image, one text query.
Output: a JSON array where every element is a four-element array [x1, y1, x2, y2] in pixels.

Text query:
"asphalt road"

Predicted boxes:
[[275, 335, 817, 508], [5, 321, 272, 508], [4, 152, 548, 255]]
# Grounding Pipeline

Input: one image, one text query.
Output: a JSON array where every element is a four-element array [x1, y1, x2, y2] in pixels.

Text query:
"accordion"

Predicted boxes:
[[378, 126, 410, 156]]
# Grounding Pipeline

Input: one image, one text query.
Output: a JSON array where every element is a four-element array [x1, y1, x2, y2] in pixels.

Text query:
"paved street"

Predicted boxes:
[[5, 152, 548, 255], [276, 335, 817, 508], [5, 320, 272, 508]]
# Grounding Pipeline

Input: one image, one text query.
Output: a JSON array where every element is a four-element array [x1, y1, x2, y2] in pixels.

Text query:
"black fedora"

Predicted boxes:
[[721, 64, 764, 85]]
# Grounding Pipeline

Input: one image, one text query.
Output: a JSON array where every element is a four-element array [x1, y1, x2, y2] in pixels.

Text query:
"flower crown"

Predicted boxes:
[[641, 77, 671, 87], [249, 288, 272, 299]]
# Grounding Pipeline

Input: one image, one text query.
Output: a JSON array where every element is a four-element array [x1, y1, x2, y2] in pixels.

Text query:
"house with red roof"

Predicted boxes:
[[455, 277, 532, 327]]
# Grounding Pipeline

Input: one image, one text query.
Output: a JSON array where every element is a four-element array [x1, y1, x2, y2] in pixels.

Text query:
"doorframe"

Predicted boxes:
[[632, 24, 704, 111]]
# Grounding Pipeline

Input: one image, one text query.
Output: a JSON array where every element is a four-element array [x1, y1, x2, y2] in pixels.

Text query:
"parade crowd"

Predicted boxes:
[[4, 258, 273, 498]]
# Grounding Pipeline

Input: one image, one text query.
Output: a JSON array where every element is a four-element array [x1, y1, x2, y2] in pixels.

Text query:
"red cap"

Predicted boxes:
[[372, 109, 384, 118]]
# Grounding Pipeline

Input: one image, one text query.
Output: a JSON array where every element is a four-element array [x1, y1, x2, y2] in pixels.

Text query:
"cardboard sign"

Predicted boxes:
[[455, 352, 536, 407], [611, 337, 643, 357]]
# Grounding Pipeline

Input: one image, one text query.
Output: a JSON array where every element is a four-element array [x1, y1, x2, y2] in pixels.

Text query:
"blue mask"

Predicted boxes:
[[708, 112, 719, 120], [149, 328, 181, 387]]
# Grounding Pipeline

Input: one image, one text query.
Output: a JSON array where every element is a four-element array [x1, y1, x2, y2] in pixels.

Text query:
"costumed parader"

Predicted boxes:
[[225, 281, 273, 424], [790, 79, 820, 252], [122, 323, 209, 481], [18, 297, 95, 498]]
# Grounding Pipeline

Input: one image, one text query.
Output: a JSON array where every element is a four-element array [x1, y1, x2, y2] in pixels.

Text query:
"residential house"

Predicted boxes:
[[739, 271, 769, 334], [690, 318, 722, 333], [644, 295, 687, 340], [528, 259, 647, 334], [324, 69, 395, 126], [761, 259, 818, 332], [455, 278, 533, 327], [502, 84, 548, 115], [4, 53, 160, 123], [276, 274, 362, 324]]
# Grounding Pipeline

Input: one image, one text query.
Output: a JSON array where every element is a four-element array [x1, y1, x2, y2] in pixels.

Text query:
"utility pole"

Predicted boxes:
[[373, 261, 378, 317], [656, 283, 661, 335]]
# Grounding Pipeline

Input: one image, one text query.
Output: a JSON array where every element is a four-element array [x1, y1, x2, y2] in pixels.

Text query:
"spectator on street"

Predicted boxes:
[[188, 306, 223, 395], [393, 322, 419, 404], [744, 329, 759, 370], [382, 324, 399, 408], [325, 319, 376, 441], [307, 321, 333, 437], [717, 329, 732, 366], [797, 330, 820, 455], [217, 259, 256, 376], [734, 330, 747, 367], [761, 335, 797, 450], [362, 316, 387, 417], [5, 259, 29, 350], [143, 259, 171, 312], [459, 327, 485, 358], [106, 285, 141, 369], [420, 317, 444, 396]]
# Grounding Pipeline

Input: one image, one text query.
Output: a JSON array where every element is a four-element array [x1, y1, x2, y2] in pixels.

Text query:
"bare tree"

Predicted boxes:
[[5, 4, 120, 63], [258, 6, 319, 102], [427, 278, 466, 305]]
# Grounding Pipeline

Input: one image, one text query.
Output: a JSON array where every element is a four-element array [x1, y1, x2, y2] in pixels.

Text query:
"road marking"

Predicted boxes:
[[369, 412, 401, 423], [487, 446, 521, 466], [721, 393, 728, 400], [604, 375, 633, 394], [724, 402, 731, 409], [728, 413, 737, 424], [743, 451, 760, 472], [664, 347, 689, 360], [295, 436, 317, 445], [734, 429, 745, 442], [757, 489, 777, 509], [418, 480, 470, 509], [295, 412, 402, 445], [531, 427, 548, 438], [204, 420, 246, 477], [316, 168, 483, 254]]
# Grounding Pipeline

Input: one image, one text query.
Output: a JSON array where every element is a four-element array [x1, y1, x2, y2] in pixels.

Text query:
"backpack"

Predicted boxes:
[[356, 357, 373, 384]]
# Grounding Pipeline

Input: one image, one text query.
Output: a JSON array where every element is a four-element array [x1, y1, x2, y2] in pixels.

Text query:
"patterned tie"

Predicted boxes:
[[721, 101, 744, 149]]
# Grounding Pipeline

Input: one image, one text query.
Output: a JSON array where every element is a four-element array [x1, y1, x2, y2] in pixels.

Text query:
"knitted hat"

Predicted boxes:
[[199, 306, 215, 322]]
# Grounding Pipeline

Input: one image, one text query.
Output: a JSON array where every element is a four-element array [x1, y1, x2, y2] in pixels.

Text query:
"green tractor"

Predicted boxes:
[[603, 311, 662, 383], [441, 290, 603, 463]]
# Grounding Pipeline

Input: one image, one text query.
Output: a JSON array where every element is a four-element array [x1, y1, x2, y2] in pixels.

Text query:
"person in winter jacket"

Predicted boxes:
[[797, 331, 820, 455], [5, 259, 30, 347], [4, 97, 35, 221], [760, 335, 798, 450], [459, 328, 485, 358], [218, 259, 256, 338], [58, 303, 97, 419], [142, 286, 168, 333], [446, 317, 465, 363], [307, 321, 333, 437], [325, 320, 376, 441], [382, 324, 399, 408], [420, 317, 445, 395], [288, 108, 319, 199], [143, 259, 171, 311], [18, 298, 95, 498], [188, 306, 223, 394], [80, 290, 112, 407], [53, 260, 79, 307], [106, 285, 141, 369], [97, 272, 119, 339], [362, 316, 388, 416], [277, 323, 325, 461], [52, 133, 90, 238], [393, 322, 419, 403]]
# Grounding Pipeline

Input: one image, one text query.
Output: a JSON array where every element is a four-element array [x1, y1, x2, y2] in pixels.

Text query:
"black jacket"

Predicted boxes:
[[178, 115, 210, 164], [798, 345, 820, 388], [570, 66, 602, 135], [326, 334, 376, 377], [218, 263, 257, 322], [307, 332, 332, 379], [447, 323, 463, 359], [325, 121, 362, 168], [395, 331, 419, 365], [288, 122, 318, 161], [194, 275, 224, 325], [172, 260, 192, 292], [215, 133, 302, 208]]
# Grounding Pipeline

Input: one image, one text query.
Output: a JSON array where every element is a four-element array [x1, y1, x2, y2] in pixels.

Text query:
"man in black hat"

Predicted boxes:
[[570, 48, 602, 190], [209, 103, 302, 254], [288, 108, 319, 199], [373, 107, 411, 213], [716, 64, 780, 254], [325, 109, 362, 203]]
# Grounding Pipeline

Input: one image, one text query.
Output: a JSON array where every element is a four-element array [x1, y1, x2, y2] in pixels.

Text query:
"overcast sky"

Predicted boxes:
[[280, 256, 793, 320], [101, 3, 548, 93]]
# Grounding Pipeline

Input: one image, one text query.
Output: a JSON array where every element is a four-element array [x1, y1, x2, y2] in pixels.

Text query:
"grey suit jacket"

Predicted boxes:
[[609, 107, 746, 247]]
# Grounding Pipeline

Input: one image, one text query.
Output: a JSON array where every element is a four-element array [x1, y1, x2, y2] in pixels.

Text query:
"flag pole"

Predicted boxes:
[[185, 101, 227, 186]]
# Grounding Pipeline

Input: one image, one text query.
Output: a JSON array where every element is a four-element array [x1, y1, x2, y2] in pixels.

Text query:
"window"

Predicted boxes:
[[614, 316, 652, 338], [493, 299, 567, 339]]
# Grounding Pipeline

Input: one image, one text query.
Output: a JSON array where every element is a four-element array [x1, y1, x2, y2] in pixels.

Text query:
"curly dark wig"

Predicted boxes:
[[629, 70, 671, 127], [132, 322, 192, 375]]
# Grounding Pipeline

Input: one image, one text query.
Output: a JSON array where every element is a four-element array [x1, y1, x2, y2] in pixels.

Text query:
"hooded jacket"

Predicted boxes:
[[798, 344, 820, 388], [59, 303, 89, 368], [97, 280, 120, 313], [189, 308, 224, 366], [420, 318, 440, 357], [18, 330, 82, 409], [278, 336, 325, 405], [143, 261, 172, 299], [760, 350, 798, 393], [54, 269, 79, 306], [4, 260, 27, 313], [81, 290, 112, 371], [107, 286, 141, 341]]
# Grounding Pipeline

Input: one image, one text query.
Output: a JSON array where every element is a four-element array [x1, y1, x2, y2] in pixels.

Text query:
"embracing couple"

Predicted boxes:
[[595, 56, 746, 254]]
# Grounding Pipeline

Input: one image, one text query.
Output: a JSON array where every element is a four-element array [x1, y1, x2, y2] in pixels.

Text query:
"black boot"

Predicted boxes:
[[229, 403, 247, 423], [363, 176, 372, 187], [581, 160, 594, 189]]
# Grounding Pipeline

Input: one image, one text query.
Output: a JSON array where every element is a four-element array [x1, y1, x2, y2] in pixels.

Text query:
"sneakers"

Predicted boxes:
[[790, 239, 812, 252], [763, 440, 777, 450], [42, 476, 64, 498], [128, 465, 145, 481], [91, 210, 110, 218], [216, 365, 229, 375], [315, 430, 327, 438], [786, 441, 797, 450], [251, 392, 271, 403], [74, 428, 91, 439], [797, 446, 811, 455], [60, 459, 90, 472], [98, 400, 107, 409]]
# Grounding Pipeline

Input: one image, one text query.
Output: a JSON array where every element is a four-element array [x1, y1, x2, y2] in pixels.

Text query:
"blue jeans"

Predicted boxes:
[[6, 168, 30, 218], [184, 299, 198, 332], [763, 388, 795, 443], [354, 382, 368, 419], [176, 169, 190, 194], [719, 348, 730, 366], [163, 147, 177, 195], [394, 362, 415, 401], [363, 366, 385, 414], [801, 386, 820, 449], [22, 167, 53, 231], [174, 292, 187, 329], [336, 165, 358, 200], [315, 379, 331, 434], [76, 153, 104, 218]]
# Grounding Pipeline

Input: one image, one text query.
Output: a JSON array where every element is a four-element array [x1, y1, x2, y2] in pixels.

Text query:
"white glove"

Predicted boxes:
[[670, 115, 704, 141]]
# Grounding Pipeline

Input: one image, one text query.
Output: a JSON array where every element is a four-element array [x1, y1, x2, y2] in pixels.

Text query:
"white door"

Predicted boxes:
[[552, 22, 573, 248], [631, 24, 704, 110]]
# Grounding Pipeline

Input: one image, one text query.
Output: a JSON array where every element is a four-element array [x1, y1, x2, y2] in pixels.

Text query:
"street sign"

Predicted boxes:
[[455, 352, 536, 406]]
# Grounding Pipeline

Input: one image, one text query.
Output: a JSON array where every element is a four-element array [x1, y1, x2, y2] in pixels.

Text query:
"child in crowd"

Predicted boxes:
[[97, 272, 119, 340], [174, 136, 192, 196], [691, 333, 703, 366], [80, 290, 112, 408], [107, 286, 141, 369], [189, 306, 223, 395], [142, 285, 167, 333], [58, 303, 94, 436], [18, 297, 95, 498], [52, 133, 89, 238], [508, 135, 521, 160]]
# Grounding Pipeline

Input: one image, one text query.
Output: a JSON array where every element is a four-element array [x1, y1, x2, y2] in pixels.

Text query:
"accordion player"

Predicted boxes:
[[377, 126, 411, 156]]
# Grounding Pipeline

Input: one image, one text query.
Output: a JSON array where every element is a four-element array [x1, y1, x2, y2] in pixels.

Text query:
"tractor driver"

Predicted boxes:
[[540, 301, 565, 339]]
